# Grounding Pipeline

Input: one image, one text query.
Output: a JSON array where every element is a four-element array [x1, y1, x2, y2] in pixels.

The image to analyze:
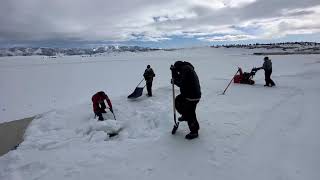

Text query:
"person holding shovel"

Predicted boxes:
[[171, 61, 201, 140], [92, 91, 113, 121], [143, 65, 155, 97]]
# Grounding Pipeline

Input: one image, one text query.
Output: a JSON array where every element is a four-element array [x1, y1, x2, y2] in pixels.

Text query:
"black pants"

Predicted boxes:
[[95, 102, 106, 120], [265, 70, 275, 86], [175, 94, 200, 133], [146, 81, 153, 96]]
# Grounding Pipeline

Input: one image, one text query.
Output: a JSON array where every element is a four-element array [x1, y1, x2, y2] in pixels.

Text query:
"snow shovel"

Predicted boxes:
[[109, 108, 117, 120], [127, 78, 146, 99], [108, 108, 119, 137], [221, 68, 240, 95], [171, 67, 179, 134]]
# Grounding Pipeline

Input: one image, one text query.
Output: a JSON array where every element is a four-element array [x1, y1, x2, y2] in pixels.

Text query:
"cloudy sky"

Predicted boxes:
[[1, 0, 320, 48]]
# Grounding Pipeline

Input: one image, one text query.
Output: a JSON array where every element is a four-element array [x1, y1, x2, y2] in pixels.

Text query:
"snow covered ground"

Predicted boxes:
[[0, 47, 319, 180]]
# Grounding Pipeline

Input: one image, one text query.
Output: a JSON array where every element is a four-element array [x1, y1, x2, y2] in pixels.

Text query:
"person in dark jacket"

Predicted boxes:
[[92, 91, 113, 121], [143, 65, 155, 97], [171, 61, 201, 140], [255, 56, 276, 87]]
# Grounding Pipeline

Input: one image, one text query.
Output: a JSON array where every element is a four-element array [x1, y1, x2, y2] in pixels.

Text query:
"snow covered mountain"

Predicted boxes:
[[0, 46, 161, 57], [1, 42, 319, 57]]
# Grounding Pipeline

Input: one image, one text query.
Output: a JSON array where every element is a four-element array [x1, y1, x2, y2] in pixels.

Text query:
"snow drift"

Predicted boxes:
[[0, 47, 319, 180]]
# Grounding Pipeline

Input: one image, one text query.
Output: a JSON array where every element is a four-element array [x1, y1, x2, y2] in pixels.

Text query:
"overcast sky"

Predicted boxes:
[[1, 0, 320, 48]]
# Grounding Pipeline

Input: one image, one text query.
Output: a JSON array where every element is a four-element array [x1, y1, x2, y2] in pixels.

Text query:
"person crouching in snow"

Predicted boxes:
[[171, 61, 201, 140], [143, 65, 155, 97], [92, 91, 113, 121], [255, 56, 276, 87]]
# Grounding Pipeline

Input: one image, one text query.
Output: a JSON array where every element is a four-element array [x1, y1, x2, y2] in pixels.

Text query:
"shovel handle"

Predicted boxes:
[[109, 108, 116, 120], [136, 78, 145, 88], [222, 69, 239, 95], [172, 79, 178, 125]]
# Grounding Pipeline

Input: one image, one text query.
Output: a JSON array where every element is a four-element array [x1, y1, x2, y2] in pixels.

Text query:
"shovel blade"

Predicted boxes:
[[128, 87, 144, 99]]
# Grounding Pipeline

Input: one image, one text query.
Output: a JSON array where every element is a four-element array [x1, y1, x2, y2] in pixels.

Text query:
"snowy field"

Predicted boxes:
[[0, 47, 320, 180]]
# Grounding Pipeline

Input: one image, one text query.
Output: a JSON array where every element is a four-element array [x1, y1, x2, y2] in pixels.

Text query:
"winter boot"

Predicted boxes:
[[96, 113, 104, 121], [185, 132, 199, 140], [98, 116, 104, 121]]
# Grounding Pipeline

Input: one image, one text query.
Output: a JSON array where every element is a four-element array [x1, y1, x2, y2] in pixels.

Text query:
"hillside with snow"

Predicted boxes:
[[0, 47, 319, 180], [213, 42, 320, 55], [0, 46, 161, 57], [1, 42, 320, 58]]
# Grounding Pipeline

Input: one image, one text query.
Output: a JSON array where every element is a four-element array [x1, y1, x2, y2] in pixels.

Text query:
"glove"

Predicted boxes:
[[170, 65, 175, 71], [253, 67, 262, 71]]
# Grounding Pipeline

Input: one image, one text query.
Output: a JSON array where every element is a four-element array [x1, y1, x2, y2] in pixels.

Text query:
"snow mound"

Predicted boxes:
[[19, 87, 173, 151], [78, 119, 123, 142], [79, 119, 123, 137]]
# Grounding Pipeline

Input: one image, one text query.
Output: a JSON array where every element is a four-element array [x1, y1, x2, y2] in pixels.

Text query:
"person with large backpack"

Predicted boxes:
[[171, 61, 201, 140], [92, 91, 113, 121], [143, 65, 155, 97]]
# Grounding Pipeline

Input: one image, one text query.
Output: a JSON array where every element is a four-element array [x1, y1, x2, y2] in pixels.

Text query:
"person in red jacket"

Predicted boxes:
[[92, 91, 113, 121]]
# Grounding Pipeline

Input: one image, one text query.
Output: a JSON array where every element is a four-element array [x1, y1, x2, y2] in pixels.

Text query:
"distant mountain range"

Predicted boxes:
[[212, 42, 320, 54], [0, 45, 161, 57], [1, 42, 320, 57]]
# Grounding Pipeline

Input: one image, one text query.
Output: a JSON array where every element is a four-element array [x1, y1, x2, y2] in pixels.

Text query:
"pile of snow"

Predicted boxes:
[[0, 47, 320, 180]]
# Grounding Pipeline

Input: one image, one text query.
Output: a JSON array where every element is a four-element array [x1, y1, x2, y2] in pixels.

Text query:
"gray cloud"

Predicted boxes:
[[285, 10, 315, 17], [0, 0, 320, 46], [232, 0, 320, 20]]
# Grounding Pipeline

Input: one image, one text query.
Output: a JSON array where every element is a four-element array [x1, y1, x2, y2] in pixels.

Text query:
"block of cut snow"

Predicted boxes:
[[84, 119, 122, 136]]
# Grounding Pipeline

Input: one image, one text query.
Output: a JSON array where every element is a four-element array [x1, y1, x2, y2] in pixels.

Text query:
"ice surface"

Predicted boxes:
[[0, 47, 319, 180]]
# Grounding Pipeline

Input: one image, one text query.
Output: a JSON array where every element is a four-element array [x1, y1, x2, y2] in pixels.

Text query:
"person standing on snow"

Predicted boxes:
[[143, 65, 155, 97], [92, 91, 113, 121], [171, 61, 201, 140], [255, 56, 276, 87]]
